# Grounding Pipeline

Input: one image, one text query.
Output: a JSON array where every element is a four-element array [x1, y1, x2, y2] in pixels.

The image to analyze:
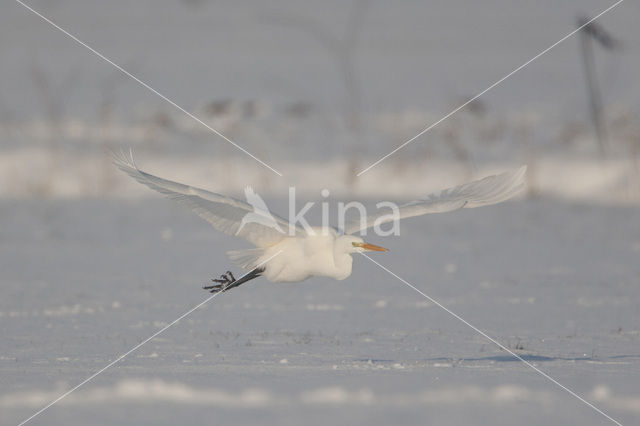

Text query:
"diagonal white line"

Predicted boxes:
[[16, 292, 221, 426], [15, 0, 283, 177], [356, 0, 624, 176], [359, 253, 623, 426], [17, 250, 283, 426]]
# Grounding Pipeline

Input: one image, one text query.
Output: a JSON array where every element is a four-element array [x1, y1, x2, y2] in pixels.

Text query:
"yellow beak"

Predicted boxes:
[[360, 242, 389, 252]]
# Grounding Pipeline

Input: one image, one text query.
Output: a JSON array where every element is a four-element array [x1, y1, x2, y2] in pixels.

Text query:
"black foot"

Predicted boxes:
[[202, 268, 264, 294], [203, 271, 236, 293]]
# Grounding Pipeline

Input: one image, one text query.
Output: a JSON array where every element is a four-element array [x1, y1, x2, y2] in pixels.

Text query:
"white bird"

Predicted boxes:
[[237, 186, 284, 234], [113, 151, 526, 293]]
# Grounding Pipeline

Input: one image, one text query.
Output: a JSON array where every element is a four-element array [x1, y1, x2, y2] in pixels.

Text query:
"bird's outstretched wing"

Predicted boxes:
[[113, 150, 297, 248], [244, 186, 270, 212], [344, 166, 527, 235]]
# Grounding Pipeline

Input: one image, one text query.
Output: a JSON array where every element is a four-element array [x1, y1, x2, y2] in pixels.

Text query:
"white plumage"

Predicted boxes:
[[343, 165, 527, 234], [114, 150, 526, 291], [237, 186, 284, 235], [113, 151, 295, 249]]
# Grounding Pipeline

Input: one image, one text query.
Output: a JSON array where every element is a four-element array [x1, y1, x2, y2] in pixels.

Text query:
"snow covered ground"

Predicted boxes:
[[1, 0, 639, 202], [1, 198, 639, 425]]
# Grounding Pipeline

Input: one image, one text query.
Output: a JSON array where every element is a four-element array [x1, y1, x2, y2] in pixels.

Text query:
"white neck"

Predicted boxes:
[[332, 249, 354, 280]]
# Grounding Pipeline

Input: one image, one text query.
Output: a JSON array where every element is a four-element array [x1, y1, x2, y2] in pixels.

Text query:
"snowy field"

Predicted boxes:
[[1, 198, 639, 425], [1, 0, 640, 425], [1, 0, 639, 201]]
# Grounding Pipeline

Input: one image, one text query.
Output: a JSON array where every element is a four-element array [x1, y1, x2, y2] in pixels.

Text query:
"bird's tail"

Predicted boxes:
[[227, 248, 266, 270]]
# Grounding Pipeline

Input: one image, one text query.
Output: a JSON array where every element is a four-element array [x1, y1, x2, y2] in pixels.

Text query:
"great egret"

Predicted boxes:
[[114, 151, 526, 293]]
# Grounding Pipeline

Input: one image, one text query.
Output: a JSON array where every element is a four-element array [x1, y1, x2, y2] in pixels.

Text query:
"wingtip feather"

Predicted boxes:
[[111, 147, 141, 175]]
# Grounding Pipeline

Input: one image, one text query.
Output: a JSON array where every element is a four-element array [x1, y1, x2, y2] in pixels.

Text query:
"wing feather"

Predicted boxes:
[[345, 166, 527, 234], [113, 150, 294, 247]]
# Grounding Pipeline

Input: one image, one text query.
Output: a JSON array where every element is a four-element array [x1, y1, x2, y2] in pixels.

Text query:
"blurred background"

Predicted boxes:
[[2, 1, 639, 426], [1, 0, 638, 200]]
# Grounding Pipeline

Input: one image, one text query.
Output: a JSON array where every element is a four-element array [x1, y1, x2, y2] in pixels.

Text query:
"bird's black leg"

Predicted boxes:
[[223, 267, 264, 292], [203, 267, 264, 293], [203, 273, 233, 293]]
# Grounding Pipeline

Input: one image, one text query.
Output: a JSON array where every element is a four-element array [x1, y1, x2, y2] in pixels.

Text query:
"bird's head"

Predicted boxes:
[[336, 235, 388, 255]]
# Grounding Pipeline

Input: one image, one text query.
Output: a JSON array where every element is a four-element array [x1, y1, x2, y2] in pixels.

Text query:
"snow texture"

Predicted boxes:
[[1, 198, 638, 425]]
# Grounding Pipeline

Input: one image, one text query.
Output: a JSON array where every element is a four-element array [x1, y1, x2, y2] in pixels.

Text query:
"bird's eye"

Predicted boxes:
[[352, 242, 359, 247]]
